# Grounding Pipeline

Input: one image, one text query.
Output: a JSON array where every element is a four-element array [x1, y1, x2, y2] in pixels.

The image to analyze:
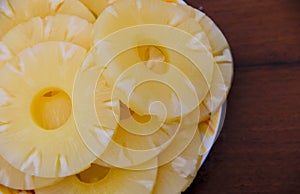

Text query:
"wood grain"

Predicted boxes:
[[186, 0, 300, 67], [182, 0, 300, 193], [184, 64, 300, 193]]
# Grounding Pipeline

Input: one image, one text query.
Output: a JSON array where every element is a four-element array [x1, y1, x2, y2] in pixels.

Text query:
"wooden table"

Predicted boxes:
[[184, 0, 300, 193]]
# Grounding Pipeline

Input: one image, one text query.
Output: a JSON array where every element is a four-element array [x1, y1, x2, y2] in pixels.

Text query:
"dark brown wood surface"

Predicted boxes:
[[184, 0, 300, 193]]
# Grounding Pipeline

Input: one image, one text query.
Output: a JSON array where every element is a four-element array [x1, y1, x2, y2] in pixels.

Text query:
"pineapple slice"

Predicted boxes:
[[100, 19, 212, 120], [0, 15, 93, 69], [35, 159, 158, 194], [72, 26, 210, 168], [93, 0, 215, 119], [0, 42, 102, 178], [177, 4, 234, 114], [0, 156, 61, 190], [0, 0, 95, 38]]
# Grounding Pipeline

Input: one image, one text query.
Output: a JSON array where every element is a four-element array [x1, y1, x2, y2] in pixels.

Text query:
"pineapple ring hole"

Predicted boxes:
[[31, 88, 72, 130], [137, 45, 169, 74], [76, 164, 110, 183]]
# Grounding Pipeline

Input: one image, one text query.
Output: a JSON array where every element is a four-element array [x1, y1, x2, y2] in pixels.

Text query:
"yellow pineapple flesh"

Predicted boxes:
[[0, 0, 95, 38], [153, 130, 202, 194], [2, 15, 93, 55], [93, 0, 215, 119], [0, 42, 98, 178], [94, 0, 192, 36], [72, 56, 119, 167], [75, 38, 209, 168], [0, 0, 233, 193], [177, 4, 234, 114]]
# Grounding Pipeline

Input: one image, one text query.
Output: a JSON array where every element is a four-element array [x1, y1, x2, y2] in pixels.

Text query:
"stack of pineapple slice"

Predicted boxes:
[[0, 0, 233, 193]]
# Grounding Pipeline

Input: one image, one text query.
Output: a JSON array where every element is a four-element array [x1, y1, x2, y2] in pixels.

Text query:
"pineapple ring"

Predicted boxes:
[[92, 25, 214, 119], [0, 42, 103, 178], [77, 65, 200, 169], [0, 0, 95, 39], [73, 24, 214, 167], [0, 156, 61, 190], [177, 4, 234, 116], [35, 158, 158, 194], [94, 0, 214, 116], [0, 15, 93, 69]]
